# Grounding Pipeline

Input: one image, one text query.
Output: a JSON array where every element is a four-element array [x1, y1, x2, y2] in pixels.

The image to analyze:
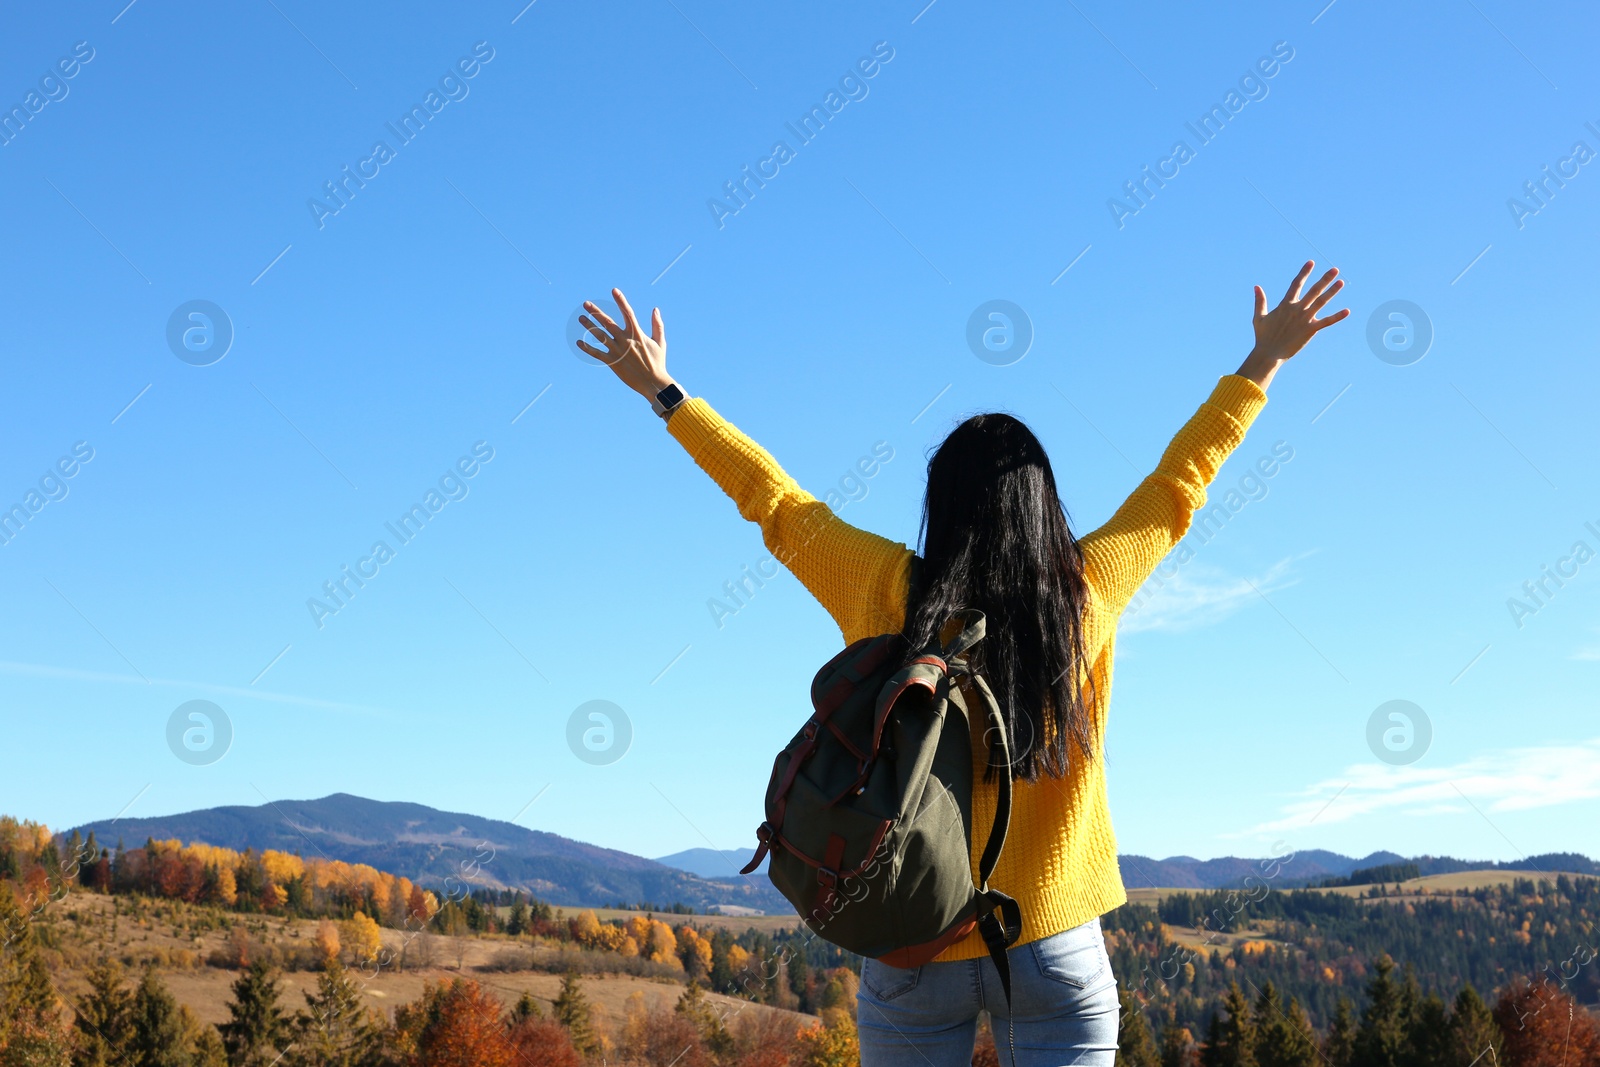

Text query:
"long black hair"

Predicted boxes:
[[902, 412, 1096, 783]]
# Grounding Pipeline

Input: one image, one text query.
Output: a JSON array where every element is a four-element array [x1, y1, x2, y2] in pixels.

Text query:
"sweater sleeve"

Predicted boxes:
[[1078, 374, 1269, 616], [666, 397, 914, 641]]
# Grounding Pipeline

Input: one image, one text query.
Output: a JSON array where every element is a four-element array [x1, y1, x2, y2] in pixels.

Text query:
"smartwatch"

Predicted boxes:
[[655, 382, 686, 419]]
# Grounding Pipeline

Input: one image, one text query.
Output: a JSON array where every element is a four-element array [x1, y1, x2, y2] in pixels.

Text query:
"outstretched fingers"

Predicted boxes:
[[1283, 260, 1315, 303], [1307, 278, 1345, 314], [612, 288, 642, 336], [1311, 307, 1352, 332], [1253, 285, 1269, 319], [1302, 267, 1340, 305], [582, 301, 624, 338], [651, 306, 665, 346]]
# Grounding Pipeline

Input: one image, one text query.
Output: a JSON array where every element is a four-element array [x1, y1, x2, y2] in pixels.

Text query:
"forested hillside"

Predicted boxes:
[[4, 812, 1597, 1067]]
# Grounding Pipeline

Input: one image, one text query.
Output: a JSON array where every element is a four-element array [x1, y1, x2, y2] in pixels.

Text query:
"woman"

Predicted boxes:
[[577, 262, 1348, 1066]]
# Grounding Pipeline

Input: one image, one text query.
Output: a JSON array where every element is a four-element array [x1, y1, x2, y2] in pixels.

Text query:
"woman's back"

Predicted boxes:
[[659, 372, 1270, 962]]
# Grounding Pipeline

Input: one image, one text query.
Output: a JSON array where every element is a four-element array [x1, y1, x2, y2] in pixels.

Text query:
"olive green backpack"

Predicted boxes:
[[739, 607, 1025, 1001]]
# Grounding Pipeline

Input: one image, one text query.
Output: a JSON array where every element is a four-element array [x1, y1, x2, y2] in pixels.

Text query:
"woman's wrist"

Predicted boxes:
[[646, 377, 684, 417], [1235, 348, 1283, 390]]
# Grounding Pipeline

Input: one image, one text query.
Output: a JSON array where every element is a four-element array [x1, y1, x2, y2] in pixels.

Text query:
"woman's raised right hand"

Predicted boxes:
[[576, 288, 675, 404]]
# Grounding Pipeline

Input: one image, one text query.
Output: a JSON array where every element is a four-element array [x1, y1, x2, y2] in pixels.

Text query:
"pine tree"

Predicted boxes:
[[64, 833, 85, 886], [1355, 956, 1411, 1067], [39, 838, 65, 893], [217, 961, 292, 1067], [508, 991, 542, 1024], [181, 1007, 227, 1067], [1161, 1018, 1197, 1067], [1255, 985, 1317, 1067], [127, 968, 194, 1067], [675, 980, 733, 1059], [1215, 983, 1257, 1067], [506, 900, 529, 938], [0, 879, 70, 1067], [1324, 997, 1357, 1067], [1443, 986, 1501, 1067], [1118, 990, 1161, 1067], [288, 958, 380, 1067], [1200, 1012, 1226, 1067], [72, 961, 134, 1067], [551, 971, 596, 1055], [1407, 993, 1449, 1067], [787, 950, 812, 1014]]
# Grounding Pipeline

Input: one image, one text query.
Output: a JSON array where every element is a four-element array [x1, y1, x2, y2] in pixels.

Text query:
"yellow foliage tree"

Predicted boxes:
[[675, 925, 713, 976], [342, 908, 382, 966], [645, 920, 679, 966], [315, 920, 342, 964], [571, 909, 603, 946], [343, 912, 383, 966], [260, 849, 306, 885], [795, 1010, 858, 1067]]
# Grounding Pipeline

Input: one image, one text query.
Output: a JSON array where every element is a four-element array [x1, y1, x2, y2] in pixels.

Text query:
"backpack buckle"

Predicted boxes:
[[816, 865, 838, 888], [801, 719, 819, 740]]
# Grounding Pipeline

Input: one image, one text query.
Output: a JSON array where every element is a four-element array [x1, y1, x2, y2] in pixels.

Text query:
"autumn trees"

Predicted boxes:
[[1493, 979, 1600, 1067], [1, 818, 443, 939], [1118, 958, 1600, 1067]]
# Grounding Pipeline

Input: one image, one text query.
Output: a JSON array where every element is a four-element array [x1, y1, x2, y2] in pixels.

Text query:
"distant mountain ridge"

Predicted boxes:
[[655, 847, 767, 879], [1115, 849, 1599, 890], [70, 793, 790, 914], [69, 794, 1595, 911]]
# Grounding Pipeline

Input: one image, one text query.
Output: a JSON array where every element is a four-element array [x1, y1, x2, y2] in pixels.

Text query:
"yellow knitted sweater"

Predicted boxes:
[[667, 374, 1268, 961]]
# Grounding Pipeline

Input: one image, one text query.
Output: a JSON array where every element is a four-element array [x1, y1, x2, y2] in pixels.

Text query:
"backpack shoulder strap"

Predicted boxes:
[[944, 613, 1024, 1008]]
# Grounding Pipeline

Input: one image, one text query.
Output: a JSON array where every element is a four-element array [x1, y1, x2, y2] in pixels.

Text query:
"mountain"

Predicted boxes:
[[655, 847, 767, 878], [71, 794, 1595, 909], [1116, 849, 1600, 890], [70, 793, 790, 915], [1116, 849, 1409, 890]]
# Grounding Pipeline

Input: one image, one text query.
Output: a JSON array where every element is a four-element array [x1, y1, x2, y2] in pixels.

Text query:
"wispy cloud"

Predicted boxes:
[[0, 660, 391, 717], [1120, 556, 1301, 635], [1233, 737, 1600, 837]]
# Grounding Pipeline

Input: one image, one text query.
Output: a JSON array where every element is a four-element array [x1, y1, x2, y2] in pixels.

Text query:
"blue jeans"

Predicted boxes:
[[856, 916, 1120, 1067]]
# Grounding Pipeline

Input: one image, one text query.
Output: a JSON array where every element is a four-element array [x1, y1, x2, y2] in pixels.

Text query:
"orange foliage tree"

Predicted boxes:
[[1493, 978, 1600, 1067], [393, 978, 516, 1067]]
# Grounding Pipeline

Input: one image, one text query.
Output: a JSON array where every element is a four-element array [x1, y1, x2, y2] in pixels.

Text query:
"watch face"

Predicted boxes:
[[657, 384, 684, 408]]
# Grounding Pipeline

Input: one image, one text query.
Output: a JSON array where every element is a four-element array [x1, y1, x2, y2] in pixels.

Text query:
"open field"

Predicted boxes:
[[1313, 868, 1599, 896], [580, 906, 801, 936], [1126, 868, 1598, 909], [41, 891, 808, 1033]]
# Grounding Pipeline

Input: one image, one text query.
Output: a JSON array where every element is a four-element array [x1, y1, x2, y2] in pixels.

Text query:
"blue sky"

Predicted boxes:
[[3, 0, 1597, 871]]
